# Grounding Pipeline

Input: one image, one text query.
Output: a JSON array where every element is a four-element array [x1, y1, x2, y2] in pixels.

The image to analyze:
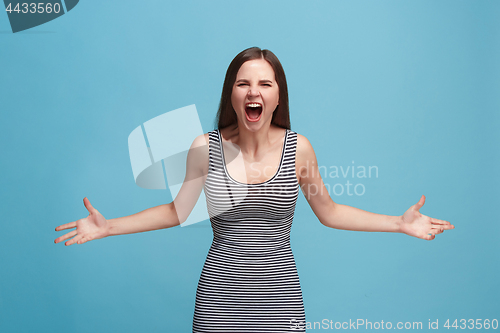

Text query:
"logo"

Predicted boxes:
[[127, 105, 247, 227], [3, 0, 79, 33], [128, 105, 211, 227]]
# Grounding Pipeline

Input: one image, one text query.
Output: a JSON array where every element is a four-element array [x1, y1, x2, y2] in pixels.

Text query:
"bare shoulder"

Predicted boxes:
[[186, 133, 211, 177], [296, 133, 316, 161], [191, 132, 210, 147], [295, 133, 319, 183], [189, 132, 210, 157]]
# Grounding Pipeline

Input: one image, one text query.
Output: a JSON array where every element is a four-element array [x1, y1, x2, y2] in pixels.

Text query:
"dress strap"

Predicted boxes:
[[280, 130, 299, 185]]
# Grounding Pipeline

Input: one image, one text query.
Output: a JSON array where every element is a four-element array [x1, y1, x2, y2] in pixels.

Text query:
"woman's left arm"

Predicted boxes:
[[296, 134, 455, 240]]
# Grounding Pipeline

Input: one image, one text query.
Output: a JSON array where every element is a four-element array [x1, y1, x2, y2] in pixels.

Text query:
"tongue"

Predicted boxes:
[[247, 108, 261, 120]]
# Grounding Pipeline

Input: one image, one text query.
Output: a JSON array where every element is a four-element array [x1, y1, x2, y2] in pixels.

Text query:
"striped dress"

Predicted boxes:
[[192, 128, 306, 332]]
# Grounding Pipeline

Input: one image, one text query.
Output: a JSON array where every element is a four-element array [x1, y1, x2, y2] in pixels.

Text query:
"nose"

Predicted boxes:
[[247, 86, 260, 97]]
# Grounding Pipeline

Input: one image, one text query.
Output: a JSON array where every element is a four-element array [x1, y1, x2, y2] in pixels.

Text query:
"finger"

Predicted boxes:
[[414, 195, 425, 211], [432, 223, 454, 231], [55, 230, 77, 244], [55, 221, 77, 231], [424, 233, 435, 241], [65, 234, 84, 246], [429, 227, 444, 235], [83, 197, 95, 214], [431, 218, 454, 228]]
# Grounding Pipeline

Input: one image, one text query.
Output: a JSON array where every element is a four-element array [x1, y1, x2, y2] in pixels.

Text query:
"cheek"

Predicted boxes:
[[230, 91, 240, 109], [231, 89, 245, 104], [265, 89, 280, 105]]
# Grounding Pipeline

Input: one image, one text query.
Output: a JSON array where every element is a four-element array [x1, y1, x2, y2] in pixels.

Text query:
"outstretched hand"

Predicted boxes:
[[400, 195, 454, 240], [54, 197, 110, 246]]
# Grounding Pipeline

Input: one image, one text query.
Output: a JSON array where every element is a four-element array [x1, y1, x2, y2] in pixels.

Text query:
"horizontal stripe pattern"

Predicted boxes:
[[193, 129, 305, 332]]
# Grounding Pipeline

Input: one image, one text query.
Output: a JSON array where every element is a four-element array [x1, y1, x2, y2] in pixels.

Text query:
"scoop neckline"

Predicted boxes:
[[218, 129, 288, 186]]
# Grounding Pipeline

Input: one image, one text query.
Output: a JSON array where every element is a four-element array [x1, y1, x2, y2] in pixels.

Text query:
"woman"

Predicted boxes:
[[54, 47, 454, 332]]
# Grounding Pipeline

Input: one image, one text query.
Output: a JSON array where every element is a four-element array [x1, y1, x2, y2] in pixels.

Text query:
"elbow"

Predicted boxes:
[[166, 202, 183, 228], [317, 199, 339, 228]]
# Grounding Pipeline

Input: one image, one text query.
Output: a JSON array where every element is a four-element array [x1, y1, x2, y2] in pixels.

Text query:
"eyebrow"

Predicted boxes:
[[235, 79, 274, 84]]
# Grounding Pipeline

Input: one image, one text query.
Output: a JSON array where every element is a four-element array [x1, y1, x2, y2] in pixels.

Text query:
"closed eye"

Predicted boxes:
[[260, 80, 273, 87]]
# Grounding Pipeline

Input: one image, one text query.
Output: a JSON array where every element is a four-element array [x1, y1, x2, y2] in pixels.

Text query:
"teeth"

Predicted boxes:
[[246, 103, 262, 108]]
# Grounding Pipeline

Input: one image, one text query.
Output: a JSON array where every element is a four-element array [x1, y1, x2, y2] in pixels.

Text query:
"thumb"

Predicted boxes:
[[83, 197, 95, 213], [414, 195, 425, 211]]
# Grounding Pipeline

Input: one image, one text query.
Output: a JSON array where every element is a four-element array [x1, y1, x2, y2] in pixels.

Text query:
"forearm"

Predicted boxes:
[[322, 201, 402, 233], [106, 203, 180, 237]]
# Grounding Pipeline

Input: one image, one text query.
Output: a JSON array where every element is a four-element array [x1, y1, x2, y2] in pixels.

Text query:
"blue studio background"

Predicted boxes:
[[1, 1, 499, 332]]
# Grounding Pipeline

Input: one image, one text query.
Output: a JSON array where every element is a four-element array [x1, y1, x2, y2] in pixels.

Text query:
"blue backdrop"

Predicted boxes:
[[1, 1, 498, 332]]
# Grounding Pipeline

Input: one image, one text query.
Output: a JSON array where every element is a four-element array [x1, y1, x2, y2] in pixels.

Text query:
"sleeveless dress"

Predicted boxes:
[[192, 128, 306, 332]]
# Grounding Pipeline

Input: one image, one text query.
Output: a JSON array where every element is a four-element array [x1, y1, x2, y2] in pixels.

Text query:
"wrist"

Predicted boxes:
[[395, 215, 404, 233], [104, 218, 116, 237]]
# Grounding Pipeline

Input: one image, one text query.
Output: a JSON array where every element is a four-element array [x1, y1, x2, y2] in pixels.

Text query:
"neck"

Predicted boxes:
[[234, 121, 275, 158]]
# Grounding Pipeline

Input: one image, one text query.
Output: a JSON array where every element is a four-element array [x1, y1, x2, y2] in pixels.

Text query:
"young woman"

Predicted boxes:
[[54, 47, 454, 332]]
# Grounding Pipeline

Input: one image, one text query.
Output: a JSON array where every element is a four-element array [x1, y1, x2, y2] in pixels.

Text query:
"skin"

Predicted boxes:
[[54, 59, 454, 246]]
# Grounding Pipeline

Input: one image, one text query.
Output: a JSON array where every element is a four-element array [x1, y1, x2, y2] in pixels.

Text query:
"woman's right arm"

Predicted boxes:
[[106, 202, 180, 236], [54, 133, 209, 246]]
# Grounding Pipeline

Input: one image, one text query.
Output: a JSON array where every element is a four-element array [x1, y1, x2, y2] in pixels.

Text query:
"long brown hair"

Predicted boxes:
[[214, 47, 290, 130]]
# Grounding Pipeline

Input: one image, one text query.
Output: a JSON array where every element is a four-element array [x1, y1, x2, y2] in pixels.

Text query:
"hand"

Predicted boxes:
[[400, 195, 455, 240], [54, 197, 110, 246]]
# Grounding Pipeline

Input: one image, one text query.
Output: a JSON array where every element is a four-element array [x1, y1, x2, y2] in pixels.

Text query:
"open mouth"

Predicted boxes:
[[245, 103, 263, 122]]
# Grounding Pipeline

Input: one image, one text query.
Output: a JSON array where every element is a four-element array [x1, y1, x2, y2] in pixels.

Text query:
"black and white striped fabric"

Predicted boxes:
[[192, 128, 306, 332]]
